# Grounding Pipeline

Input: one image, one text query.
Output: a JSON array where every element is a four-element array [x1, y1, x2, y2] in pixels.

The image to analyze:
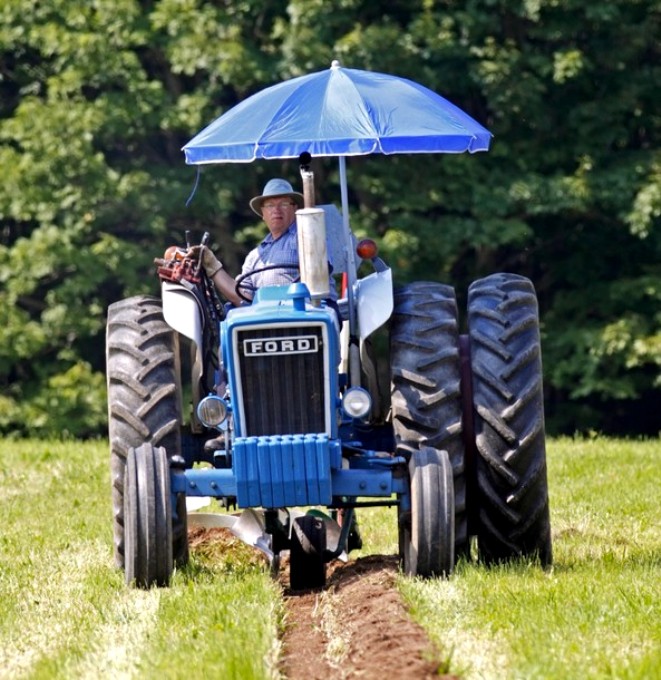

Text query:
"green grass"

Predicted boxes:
[[0, 440, 283, 680], [394, 438, 661, 679], [1, 438, 659, 679]]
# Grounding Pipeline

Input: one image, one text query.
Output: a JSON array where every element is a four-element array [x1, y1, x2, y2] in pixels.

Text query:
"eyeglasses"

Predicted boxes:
[[262, 200, 296, 211]]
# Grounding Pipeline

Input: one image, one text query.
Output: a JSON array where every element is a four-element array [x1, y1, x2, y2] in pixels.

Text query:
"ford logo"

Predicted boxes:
[[243, 335, 318, 356]]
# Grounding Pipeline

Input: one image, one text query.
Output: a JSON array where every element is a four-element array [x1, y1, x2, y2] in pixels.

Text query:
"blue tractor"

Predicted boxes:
[[106, 166, 552, 590]]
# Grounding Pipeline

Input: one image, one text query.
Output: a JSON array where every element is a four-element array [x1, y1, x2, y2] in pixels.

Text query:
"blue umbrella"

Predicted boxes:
[[182, 61, 491, 224], [183, 60, 491, 163]]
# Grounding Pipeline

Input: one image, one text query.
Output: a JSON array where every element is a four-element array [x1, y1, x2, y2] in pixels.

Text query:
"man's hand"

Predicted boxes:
[[187, 245, 223, 278]]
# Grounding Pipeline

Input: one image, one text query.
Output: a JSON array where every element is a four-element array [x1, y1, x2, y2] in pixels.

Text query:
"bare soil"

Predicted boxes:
[[189, 528, 456, 679]]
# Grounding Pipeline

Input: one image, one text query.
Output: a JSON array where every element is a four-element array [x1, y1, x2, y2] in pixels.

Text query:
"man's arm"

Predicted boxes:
[[208, 267, 242, 307], [188, 245, 243, 307]]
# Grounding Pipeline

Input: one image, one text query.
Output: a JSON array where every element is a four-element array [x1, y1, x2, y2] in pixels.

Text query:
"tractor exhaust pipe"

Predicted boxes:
[[297, 153, 330, 304], [299, 151, 315, 208]]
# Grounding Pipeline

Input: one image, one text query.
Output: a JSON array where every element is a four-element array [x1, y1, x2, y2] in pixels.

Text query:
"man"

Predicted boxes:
[[192, 178, 337, 306]]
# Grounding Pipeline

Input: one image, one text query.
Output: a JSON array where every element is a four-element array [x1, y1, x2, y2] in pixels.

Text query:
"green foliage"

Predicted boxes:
[[0, 0, 659, 436]]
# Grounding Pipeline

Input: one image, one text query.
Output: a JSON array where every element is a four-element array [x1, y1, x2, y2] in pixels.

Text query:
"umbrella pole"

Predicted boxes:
[[339, 156, 360, 387]]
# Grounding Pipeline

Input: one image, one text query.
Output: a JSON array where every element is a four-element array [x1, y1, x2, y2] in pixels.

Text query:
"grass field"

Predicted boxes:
[[400, 438, 661, 679], [0, 439, 282, 680], [0, 437, 659, 679]]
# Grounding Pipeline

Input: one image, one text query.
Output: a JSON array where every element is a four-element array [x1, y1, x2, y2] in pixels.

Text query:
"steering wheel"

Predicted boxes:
[[234, 263, 300, 303]]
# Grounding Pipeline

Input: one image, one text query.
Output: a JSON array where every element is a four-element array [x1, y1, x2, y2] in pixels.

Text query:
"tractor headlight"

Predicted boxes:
[[197, 395, 229, 428], [342, 387, 371, 420]]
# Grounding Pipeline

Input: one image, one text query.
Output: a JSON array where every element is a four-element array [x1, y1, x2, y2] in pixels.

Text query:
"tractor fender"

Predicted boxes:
[[354, 268, 393, 339], [161, 281, 208, 433], [161, 280, 205, 348]]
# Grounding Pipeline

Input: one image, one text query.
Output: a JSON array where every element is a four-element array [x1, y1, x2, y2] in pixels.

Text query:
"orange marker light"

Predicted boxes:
[[356, 239, 378, 259]]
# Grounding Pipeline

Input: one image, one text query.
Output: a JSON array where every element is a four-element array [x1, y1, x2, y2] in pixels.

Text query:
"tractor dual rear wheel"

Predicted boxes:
[[467, 273, 552, 567], [106, 295, 188, 571], [390, 282, 467, 561], [124, 443, 174, 587]]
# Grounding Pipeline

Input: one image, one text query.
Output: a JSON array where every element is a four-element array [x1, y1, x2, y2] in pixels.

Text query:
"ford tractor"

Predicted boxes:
[[106, 163, 552, 589]]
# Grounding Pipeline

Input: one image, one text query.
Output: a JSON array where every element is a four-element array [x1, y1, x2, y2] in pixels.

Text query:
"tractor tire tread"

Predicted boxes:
[[391, 281, 467, 555], [106, 295, 187, 569], [467, 273, 552, 566]]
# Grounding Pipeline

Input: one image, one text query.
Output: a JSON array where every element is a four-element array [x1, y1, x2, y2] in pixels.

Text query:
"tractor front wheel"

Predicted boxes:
[[401, 447, 455, 577], [124, 443, 174, 587]]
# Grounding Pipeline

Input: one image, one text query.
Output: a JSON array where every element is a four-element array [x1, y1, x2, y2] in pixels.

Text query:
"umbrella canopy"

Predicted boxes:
[[182, 61, 491, 164]]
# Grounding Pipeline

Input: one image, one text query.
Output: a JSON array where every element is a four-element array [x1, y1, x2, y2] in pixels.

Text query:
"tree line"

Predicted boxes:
[[1, 0, 659, 437]]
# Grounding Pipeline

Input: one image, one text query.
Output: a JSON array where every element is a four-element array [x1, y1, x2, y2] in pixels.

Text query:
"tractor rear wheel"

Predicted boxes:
[[106, 295, 188, 571], [290, 515, 327, 591], [124, 443, 173, 587], [390, 282, 467, 559], [467, 273, 552, 566], [401, 447, 455, 577]]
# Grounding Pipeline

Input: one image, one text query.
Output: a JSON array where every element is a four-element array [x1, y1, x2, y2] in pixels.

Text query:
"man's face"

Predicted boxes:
[[261, 197, 297, 238]]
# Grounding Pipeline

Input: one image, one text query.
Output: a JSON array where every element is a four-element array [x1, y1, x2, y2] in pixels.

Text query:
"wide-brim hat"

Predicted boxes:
[[250, 178, 304, 216]]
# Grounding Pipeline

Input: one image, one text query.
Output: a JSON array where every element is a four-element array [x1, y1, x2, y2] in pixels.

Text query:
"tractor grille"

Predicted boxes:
[[235, 324, 327, 436]]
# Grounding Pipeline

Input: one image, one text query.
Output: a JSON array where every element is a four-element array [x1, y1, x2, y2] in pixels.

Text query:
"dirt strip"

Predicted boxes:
[[280, 554, 456, 680]]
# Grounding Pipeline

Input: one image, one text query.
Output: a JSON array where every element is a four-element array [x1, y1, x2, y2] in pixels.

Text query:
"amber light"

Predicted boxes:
[[356, 239, 378, 259]]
